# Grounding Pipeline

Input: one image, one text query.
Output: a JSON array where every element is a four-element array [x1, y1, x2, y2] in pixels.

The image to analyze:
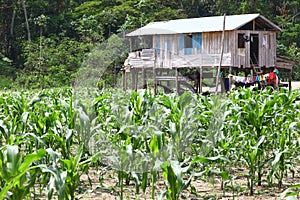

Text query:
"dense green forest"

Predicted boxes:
[[0, 0, 300, 89]]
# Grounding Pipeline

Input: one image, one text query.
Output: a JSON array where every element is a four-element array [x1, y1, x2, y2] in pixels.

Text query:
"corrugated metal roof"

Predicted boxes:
[[127, 14, 282, 36]]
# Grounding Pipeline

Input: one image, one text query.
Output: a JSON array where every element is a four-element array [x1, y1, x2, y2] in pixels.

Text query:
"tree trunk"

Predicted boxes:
[[21, 0, 31, 41], [8, 10, 16, 57]]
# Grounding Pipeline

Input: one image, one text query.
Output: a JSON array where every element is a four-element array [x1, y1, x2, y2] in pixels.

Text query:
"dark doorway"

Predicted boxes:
[[250, 34, 259, 65]]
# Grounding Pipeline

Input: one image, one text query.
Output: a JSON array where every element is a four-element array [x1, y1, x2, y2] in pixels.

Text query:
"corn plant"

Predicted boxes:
[[280, 183, 300, 200], [159, 160, 192, 200], [0, 145, 46, 199], [0, 86, 299, 199], [267, 90, 300, 188]]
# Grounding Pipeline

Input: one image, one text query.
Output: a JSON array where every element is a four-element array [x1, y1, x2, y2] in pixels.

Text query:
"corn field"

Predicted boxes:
[[0, 87, 299, 199]]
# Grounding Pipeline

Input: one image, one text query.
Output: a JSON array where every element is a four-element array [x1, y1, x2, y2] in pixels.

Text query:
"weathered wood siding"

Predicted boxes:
[[141, 30, 277, 68], [234, 30, 277, 68], [154, 34, 204, 57], [202, 31, 233, 54], [202, 31, 235, 67], [234, 30, 251, 68], [260, 31, 276, 67]]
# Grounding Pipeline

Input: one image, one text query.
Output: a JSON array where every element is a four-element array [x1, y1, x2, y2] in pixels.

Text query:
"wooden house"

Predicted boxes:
[[123, 13, 292, 93]]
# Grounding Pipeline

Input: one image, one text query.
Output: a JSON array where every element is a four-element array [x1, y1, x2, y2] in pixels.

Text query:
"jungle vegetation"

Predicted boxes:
[[0, 0, 300, 89]]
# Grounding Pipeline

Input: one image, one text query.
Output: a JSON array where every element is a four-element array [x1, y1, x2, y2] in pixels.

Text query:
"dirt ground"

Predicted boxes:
[[79, 166, 300, 200], [291, 81, 300, 90]]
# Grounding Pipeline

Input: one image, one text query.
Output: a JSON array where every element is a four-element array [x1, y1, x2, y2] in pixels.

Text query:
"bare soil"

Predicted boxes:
[[291, 82, 300, 90], [79, 166, 300, 200]]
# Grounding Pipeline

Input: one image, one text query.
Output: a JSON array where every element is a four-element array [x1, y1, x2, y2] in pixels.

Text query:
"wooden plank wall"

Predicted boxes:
[[153, 34, 179, 68], [202, 31, 232, 54], [234, 30, 277, 68], [269, 32, 276, 67], [202, 31, 235, 67], [151, 30, 277, 69], [259, 31, 276, 68]]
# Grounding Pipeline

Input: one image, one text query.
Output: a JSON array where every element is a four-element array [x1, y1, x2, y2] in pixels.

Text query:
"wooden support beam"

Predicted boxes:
[[142, 66, 146, 89], [176, 68, 179, 94], [199, 67, 203, 93], [159, 68, 163, 86], [135, 69, 138, 90], [221, 69, 225, 93], [229, 66, 232, 90], [131, 69, 135, 90], [166, 69, 171, 88], [289, 69, 292, 91], [153, 67, 157, 94], [216, 14, 226, 94], [124, 71, 127, 91]]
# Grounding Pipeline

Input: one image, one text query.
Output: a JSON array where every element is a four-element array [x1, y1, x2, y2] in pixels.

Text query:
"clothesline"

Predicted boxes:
[[228, 74, 267, 84]]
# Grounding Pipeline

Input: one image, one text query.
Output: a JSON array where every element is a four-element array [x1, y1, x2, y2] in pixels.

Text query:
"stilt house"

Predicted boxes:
[[123, 13, 292, 93]]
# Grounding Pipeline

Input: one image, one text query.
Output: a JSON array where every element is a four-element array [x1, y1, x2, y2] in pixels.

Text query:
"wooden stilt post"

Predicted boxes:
[[289, 69, 292, 91], [135, 69, 138, 91], [199, 66, 203, 93], [131, 69, 135, 90], [176, 68, 179, 94], [125, 70, 128, 91], [221, 68, 225, 93], [229, 66, 232, 90], [153, 49, 157, 94], [159, 68, 162, 86], [167, 69, 170, 88], [142, 67, 146, 89], [215, 14, 226, 94], [153, 67, 156, 94]]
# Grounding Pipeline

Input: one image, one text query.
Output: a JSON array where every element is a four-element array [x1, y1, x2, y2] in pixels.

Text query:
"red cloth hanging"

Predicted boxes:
[[268, 72, 277, 85]]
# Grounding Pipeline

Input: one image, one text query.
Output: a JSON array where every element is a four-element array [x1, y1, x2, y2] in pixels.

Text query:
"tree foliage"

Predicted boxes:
[[0, 0, 300, 89]]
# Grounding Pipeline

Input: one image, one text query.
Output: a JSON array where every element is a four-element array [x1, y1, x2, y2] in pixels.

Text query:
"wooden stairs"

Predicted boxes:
[[252, 64, 263, 75]]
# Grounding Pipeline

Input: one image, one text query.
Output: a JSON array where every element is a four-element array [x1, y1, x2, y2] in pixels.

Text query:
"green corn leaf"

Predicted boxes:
[[256, 135, 266, 148], [290, 184, 300, 189], [6, 145, 21, 177], [209, 169, 231, 180], [19, 149, 46, 172], [0, 165, 42, 199], [46, 148, 61, 163], [272, 149, 288, 166], [192, 155, 229, 164], [280, 188, 298, 200]]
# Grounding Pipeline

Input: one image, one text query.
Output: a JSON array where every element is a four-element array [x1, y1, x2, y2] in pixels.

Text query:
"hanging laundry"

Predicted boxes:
[[245, 77, 249, 84], [236, 76, 245, 83], [273, 68, 280, 79], [262, 37, 266, 47], [268, 72, 277, 85], [228, 74, 235, 81], [256, 75, 260, 82]]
